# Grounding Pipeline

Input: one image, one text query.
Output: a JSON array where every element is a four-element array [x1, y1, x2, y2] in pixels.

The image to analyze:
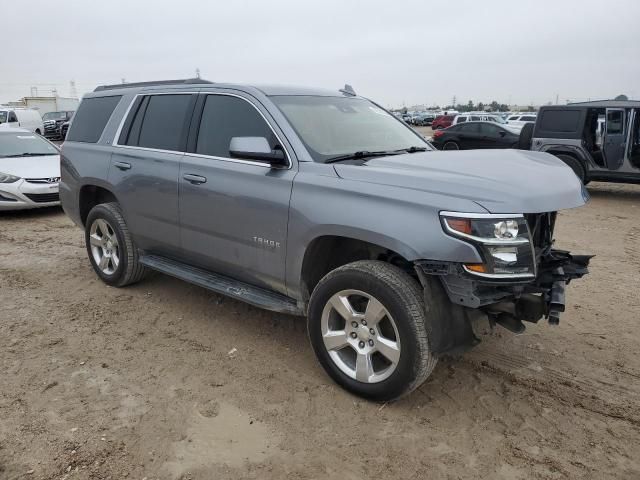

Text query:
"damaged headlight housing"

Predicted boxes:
[[440, 212, 535, 279]]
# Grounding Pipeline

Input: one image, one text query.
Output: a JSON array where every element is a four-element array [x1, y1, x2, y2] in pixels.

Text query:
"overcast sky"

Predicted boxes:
[[2, 0, 639, 108]]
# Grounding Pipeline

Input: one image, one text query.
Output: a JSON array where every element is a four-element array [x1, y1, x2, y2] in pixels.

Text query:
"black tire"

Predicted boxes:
[[308, 260, 437, 401], [35, 129, 41, 135], [518, 123, 534, 149], [85, 202, 147, 287], [443, 141, 459, 150], [555, 154, 587, 183]]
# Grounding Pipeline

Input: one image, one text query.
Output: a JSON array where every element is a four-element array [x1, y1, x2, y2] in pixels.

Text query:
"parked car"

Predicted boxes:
[[431, 121, 521, 150], [42, 110, 75, 140], [413, 112, 436, 126], [0, 108, 44, 135], [0, 128, 61, 210], [452, 113, 508, 126], [432, 114, 455, 129], [507, 113, 537, 127], [525, 100, 640, 184], [60, 79, 590, 401]]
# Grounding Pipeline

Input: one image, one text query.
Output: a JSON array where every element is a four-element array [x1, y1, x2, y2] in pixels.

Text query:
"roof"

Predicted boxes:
[[90, 78, 355, 98], [567, 100, 640, 108]]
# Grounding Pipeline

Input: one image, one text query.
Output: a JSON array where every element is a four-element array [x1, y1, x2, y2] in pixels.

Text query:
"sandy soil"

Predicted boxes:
[[1, 182, 639, 480]]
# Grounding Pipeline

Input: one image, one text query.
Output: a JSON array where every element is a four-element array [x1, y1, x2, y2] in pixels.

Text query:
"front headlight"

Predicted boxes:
[[440, 212, 535, 279], [0, 172, 20, 183]]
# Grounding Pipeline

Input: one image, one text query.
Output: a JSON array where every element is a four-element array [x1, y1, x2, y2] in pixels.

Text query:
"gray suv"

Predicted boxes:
[[60, 79, 591, 400]]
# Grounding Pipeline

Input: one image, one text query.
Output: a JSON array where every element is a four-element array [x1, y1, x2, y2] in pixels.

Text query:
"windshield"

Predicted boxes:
[[271, 96, 431, 162], [0, 111, 7, 124], [42, 111, 67, 121], [0, 132, 59, 158]]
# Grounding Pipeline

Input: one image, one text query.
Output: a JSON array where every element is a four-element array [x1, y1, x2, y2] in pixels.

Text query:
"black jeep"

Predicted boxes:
[[524, 100, 640, 184]]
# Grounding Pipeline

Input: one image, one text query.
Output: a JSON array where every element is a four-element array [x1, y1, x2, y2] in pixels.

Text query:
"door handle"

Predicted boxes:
[[114, 161, 131, 171], [183, 174, 207, 185]]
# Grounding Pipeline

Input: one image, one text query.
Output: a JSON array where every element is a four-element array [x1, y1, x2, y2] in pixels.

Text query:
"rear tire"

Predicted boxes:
[[308, 260, 437, 401], [555, 154, 587, 184], [85, 202, 147, 287], [443, 141, 459, 150]]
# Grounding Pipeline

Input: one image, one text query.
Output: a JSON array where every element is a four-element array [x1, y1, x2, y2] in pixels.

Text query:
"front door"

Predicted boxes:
[[179, 92, 295, 295], [602, 108, 626, 170]]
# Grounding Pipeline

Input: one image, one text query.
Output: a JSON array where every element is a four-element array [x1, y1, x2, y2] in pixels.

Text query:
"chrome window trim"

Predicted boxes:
[[112, 91, 293, 170]]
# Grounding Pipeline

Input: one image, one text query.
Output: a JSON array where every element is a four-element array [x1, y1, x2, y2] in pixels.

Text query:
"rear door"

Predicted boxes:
[[110, 92, 196, 257], [602, 108, 626, 170], [178, 92, 295, 294]]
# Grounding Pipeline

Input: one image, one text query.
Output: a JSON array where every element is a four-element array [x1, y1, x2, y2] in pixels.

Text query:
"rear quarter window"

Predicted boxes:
[[66, 96, 122, 143], [539, 110, 581, 132]]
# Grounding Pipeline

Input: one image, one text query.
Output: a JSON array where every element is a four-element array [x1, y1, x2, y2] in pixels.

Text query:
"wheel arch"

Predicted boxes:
[[297, 232, 420, 305], [78, 184, 120, 226]]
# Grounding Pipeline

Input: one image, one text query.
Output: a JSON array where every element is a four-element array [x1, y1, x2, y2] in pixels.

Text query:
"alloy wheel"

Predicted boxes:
[[89, 218, 120, 275], [320, 289, 401, 383]]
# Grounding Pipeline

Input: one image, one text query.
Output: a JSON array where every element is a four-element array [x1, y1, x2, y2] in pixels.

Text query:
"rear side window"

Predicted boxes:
[[539, 110, 581, 133], [196, 95, 278, 158], [123, 94, 193, 152], [66, 96, 122, 143], [521, 116, 536, 121], [458, 123, 479, 133]]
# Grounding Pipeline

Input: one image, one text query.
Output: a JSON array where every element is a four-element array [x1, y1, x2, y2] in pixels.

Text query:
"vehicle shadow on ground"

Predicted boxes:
[[586, 182, 640, 202], [0, 206, 64, 220]]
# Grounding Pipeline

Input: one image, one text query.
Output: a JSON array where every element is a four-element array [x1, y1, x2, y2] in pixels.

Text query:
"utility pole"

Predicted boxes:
[[121, 78, 126, 84], [196, 68, 201, 79], [555, 93, 559, 105], [69, 80, 78, 98], [452, 95, 456, 107]]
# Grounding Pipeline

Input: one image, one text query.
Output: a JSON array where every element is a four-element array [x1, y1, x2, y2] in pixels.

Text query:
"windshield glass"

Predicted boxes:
[[42, 111, 67, 121], [0, 132, 59, 158], [487, 116, 507, 124], [0, 111, 7, 124], [271, 96, 430, 162]]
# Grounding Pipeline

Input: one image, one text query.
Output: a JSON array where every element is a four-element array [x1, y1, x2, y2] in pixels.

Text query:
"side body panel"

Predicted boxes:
[[285, 162, 485, 300]]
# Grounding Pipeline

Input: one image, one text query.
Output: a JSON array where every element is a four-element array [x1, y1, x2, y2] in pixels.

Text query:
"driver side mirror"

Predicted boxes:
[[499, 131, 506, 137], [229, 137, 287, 166]]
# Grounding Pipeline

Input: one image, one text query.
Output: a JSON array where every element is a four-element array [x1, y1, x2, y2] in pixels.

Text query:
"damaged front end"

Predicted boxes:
[[415, 211, 592, 355]]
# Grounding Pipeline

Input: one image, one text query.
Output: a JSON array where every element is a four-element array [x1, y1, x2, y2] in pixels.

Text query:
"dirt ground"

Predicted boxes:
[[1, 182, 639, 480]]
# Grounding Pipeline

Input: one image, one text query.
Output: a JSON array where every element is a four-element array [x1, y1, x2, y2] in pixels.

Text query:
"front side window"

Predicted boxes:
[[8, 112, 18, 123], [606, 109, 624, 135], [66, 96, 122, 143], [457, 116, 467, 123], [0, 111, 7, 124], [196, 95, 278, 158], [521, 116, 536, 122], [271, 96, 429, 162], [479, 123, 501, 135]]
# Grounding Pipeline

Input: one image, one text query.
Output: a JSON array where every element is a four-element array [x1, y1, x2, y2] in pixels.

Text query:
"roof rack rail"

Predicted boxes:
[[94, 78, 213, 92]]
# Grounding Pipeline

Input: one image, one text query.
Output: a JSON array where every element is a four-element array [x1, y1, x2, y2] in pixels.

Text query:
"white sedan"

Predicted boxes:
[[0, 128, 61, 210]]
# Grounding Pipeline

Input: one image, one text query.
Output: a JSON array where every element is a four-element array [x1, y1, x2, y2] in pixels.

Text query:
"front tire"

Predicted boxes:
[[85, 202, 147, 287], [308, 260, 437, 401], [443, 141, 459, 150]]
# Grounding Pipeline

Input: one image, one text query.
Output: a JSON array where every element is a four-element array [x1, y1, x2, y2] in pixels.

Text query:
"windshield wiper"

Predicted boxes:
[[2, 153, 54, 158], [395, 146, 428, 153], [325, 150, 404, 164]]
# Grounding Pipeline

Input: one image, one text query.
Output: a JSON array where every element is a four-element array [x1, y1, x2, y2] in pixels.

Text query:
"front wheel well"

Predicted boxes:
[[79, 185, 118, 226], [300, 236, 416, 302]]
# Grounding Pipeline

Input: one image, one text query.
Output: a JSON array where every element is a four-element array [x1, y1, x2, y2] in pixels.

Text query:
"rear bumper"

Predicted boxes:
[[0, 179, 60, 210]]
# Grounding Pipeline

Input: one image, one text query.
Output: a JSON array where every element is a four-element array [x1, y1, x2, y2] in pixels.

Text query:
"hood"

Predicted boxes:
[[0, 154, 60, 179], [334, 149, 588, 214]]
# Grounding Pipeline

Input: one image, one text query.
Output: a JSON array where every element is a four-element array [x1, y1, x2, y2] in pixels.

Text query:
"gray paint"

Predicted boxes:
[[61, 82, 588, 304]]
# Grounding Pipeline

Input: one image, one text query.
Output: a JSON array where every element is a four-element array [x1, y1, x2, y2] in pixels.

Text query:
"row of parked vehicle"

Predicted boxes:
[[395, 110, 538, 129], [0, 106, 75, 140]]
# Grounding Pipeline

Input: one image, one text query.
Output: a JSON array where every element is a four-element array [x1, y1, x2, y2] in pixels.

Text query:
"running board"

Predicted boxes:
[[139, 254, 303, 316]]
